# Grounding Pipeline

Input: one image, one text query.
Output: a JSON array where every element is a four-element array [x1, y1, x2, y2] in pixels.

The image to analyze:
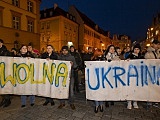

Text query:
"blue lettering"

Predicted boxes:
[[140, 61, 144, 86], [102, 67, 113, 88], [144, 65, 156, 85], [127, 65, 139, 86], [87, 68, 100, 90], [113, 67, 126, 88], [157, 68, 160, 85]]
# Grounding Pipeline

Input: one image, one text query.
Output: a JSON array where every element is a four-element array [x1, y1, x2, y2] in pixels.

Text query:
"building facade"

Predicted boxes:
[[69, 5, 112, 51], [146, 13, 160, 46], [112, 34, 131, 49], [40, 4, 78, 52], [0, 0, 41, 50], [40, 3, 132, 52]]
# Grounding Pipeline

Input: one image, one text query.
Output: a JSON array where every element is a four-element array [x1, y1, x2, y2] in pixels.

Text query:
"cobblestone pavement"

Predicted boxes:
[[0, 85, 160, 120]]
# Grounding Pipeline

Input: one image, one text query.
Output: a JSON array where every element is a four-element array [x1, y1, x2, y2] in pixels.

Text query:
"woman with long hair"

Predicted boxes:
[[17, 45, 35, 107]]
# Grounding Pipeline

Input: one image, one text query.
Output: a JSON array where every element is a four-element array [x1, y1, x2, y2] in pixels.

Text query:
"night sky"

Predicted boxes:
[[40, 0, 160, 41]]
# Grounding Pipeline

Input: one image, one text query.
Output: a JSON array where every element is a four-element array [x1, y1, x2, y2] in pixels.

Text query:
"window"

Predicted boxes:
[[64, 24, 67, 29], [46, 22, 50, 29], [50, 11, 53, 16], [41, 23, 45, 29], [41, 34, 45, 42], [46, 32, 50, 42], [12, 0, 19, 7], [0, 7, 4, 26], [44, 13, 46, 17], [27, 1, 33, 12], [26, 16, 34, 32], [11, 10, 21, 29], [27, 20, 34, 32], [13, 16, 20, 29], [72, 16, 75, 21], [70, 15, 72, 19]]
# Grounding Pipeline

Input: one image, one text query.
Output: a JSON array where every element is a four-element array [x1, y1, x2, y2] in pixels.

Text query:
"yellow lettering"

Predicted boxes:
[[0, 62, 16, 87], [43, 63, 56, 84], [16, 63, 30, 84], [30, 64, 44, 84], [55, 63, 68, 87]]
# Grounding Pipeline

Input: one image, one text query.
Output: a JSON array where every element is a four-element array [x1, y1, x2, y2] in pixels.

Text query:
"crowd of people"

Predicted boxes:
[[0, 38, 160, 113]]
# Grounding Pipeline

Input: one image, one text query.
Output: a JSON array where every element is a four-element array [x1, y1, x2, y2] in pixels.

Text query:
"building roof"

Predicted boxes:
[[75, 7, 108, 36], [40, 7, 76, 22]]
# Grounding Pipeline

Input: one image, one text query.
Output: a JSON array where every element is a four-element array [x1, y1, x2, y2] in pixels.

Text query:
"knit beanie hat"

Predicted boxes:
[[133, 44, 141, 51]]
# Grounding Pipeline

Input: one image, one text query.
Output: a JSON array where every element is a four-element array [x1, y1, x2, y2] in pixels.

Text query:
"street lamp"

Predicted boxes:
[[146, 44, 150, 47], [67, 41, 73, 48]]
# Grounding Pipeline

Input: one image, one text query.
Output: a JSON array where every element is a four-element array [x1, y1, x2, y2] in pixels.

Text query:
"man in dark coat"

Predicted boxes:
[[69, 46, 82, 93], [83, 47, 93, 61], [0, 39, 11, 108], [41, 45, 58, 106], [58, 46, 77, 110]]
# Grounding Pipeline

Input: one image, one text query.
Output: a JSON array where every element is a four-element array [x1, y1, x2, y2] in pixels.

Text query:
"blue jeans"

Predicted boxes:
[[21, 95, 35, 105], [95, 101, 103, 107]]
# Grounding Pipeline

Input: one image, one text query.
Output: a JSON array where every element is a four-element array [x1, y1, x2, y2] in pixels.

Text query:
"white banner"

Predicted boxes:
[[0, 57, 71, 99], [85, 59, 160, 102]]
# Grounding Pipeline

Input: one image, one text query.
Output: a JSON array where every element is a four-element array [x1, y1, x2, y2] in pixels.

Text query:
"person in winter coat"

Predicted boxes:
[[58, 46, 77, 110], [115, 47, 124, 60], [83, 47, 94, 61], [0, 39, 10, 56], [103, 45, 120, 107], [91, 49, 104, 113], [124, 46, 131, 59], [144, 39, 160, 109], [145, 39, 160, 59], [16, 45, 35, 107], [69, 46, 82, 93], [27, 43, 40, 58], [0, 39, 12, 108], [126, 44, 144, 109], [41, 45, 58, 106], [104, 45, 120, 61]]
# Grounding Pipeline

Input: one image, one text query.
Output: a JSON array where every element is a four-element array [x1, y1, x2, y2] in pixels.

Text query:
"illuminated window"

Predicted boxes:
[[13, 16, 20, 29], [27, 1, 33, 12], [12, 0, 19, 7], [156, 30, 159, 35], [27, 20, 34, 32]]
